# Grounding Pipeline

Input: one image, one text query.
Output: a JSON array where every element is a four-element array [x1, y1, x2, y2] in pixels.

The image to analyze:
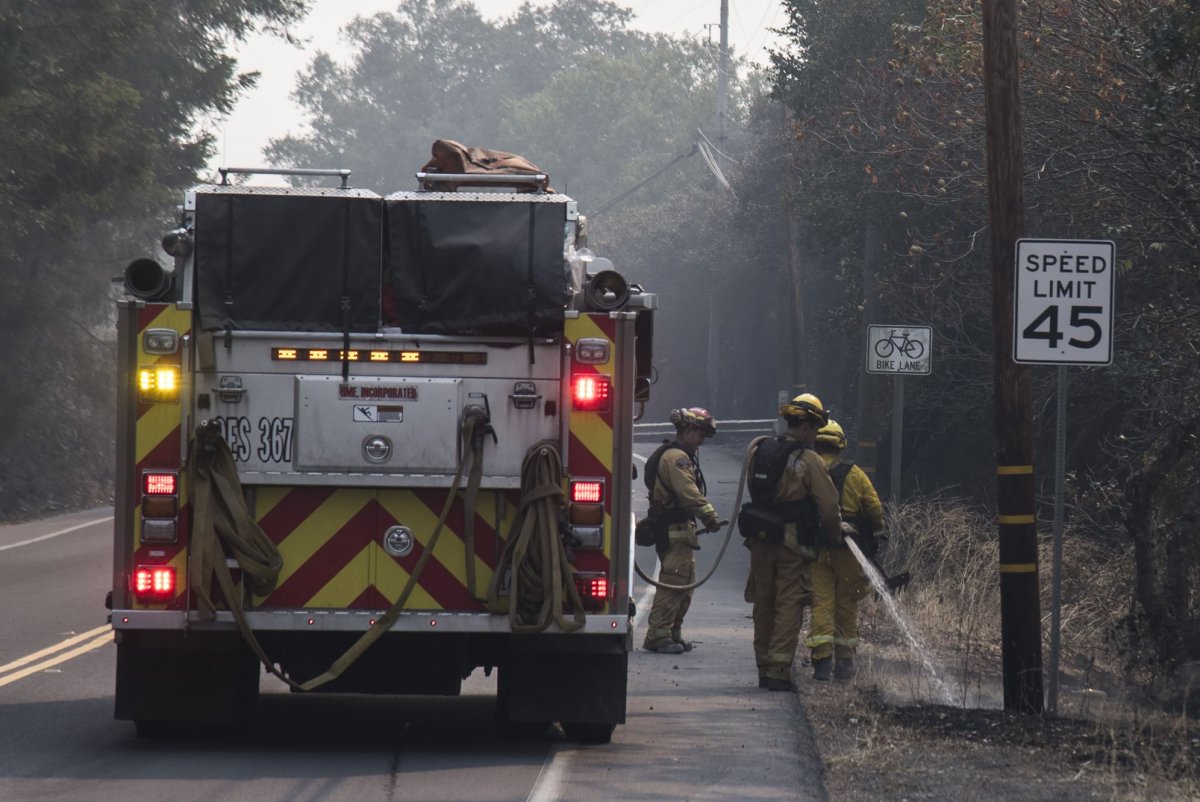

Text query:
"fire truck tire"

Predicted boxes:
[[561, 721, 615, 744]]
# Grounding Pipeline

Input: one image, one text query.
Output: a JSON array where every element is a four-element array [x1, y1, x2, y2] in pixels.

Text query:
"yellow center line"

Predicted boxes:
[[0, 624, 112, 679]]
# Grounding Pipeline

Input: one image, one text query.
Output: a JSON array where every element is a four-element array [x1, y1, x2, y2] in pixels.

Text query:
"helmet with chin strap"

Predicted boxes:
[[779, 392, 829, 426], [670, 406, 717, 436]]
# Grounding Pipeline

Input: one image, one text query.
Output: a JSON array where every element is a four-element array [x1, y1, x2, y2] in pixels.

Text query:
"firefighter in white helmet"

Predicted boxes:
[[745, 393, 842, 691], [641, 407, 723, 654], [807, 419, 884, 681]]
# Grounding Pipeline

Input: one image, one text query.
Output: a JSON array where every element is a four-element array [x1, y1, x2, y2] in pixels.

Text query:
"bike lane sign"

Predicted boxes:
[[1013, 239, 1114, 365], [866, 324, 932, 375]]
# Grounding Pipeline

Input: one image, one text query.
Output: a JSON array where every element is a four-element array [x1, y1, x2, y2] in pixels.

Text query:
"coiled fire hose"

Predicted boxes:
[[632, 436, 766, 592], [190, 414, 481, 692], [486, 441, 586, 634]]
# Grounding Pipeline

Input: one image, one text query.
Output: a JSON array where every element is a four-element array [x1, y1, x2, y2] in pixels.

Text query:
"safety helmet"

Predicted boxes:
[[816, 419, 847, 450], [670, 407, 717, 436], [779, 392, 829, 426]]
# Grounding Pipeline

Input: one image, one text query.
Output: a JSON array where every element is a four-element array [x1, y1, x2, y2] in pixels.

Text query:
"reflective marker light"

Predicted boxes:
[[133, 566, 176, 599], [572, 374, 611, 412], [573, 573, 609, 611], [570, 480, 604, 504], [138, 365, 181, 402], [142, 328, 179, 355]]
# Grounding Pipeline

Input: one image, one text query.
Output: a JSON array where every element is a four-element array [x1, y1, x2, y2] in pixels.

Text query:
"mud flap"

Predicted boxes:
[[115, 632, 259, 725], [499, 645, 627, 726]]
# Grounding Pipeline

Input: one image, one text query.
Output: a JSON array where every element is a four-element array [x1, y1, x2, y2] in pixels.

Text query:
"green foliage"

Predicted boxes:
[[265, 0, 727, 203], [765, 0, 1200, 680], [0, 0, 308, 520]]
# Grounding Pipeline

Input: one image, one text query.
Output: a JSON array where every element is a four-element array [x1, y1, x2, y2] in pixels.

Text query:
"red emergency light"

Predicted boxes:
[[570, 480, 604, 504], [574, 573, 609, 611], [572, 374, 611, 412], [143, 471, 177, 495], [133, 566, 176, 599]]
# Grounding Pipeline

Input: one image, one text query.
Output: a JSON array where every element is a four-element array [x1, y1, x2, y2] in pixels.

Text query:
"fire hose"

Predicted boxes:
[[631, 438, 758, 592], [189, 412, 482, 692], [631, 436, 911, 593], [485, 441, 586, 634]]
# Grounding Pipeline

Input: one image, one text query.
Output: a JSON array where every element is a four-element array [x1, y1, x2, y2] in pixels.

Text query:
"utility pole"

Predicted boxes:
[[717, 0, 729, 156], [982, 0, 1044, 714]]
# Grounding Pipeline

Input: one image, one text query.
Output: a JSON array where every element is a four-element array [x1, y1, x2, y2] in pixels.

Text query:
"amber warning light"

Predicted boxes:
[[272, 347, 485, 365]]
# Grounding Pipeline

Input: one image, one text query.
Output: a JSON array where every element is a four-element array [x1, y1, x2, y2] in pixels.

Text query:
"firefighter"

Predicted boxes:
[[806, 419, 884, 681], [642, 407, 723, 655], [747, 393, 842, 691]]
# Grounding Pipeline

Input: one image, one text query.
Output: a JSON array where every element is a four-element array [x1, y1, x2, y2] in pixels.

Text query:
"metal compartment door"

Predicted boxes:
[[293, 376, 461, 473]]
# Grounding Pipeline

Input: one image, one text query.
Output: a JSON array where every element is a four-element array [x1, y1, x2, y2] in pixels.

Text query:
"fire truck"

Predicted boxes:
[[110, 165, 654, 742]]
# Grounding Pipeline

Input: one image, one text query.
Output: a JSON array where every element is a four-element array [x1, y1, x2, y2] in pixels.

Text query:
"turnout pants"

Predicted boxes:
[[749, 540, 810, 682], [806, 546, 868, 661], [644, 541, 696, 647]]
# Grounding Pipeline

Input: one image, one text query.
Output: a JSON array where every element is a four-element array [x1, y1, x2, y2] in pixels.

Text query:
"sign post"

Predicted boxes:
[[1013, 238, 1115, 714], [866, 325, 932, 502]]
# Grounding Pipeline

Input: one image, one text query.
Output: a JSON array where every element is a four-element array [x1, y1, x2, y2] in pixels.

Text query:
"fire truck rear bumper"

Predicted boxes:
[[111, 609, 631, 635]]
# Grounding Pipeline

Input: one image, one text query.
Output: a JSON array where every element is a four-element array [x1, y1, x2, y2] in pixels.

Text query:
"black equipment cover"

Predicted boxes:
[[384, 199, 568, 336], [194, 193, 382, 332]]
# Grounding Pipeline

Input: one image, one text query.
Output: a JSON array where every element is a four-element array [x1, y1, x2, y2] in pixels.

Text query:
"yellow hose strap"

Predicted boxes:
[[997, 514, 1036, 525], [996, 465, 1034, 475], [999, 563, 1038, 573]]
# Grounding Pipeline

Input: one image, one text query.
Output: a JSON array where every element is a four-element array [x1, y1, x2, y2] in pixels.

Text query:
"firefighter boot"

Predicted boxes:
[[644, 640, 685, 655], [765, 677, 797, 692], [834, 658, 857, 681], [671, 629, 694, 652], [812, 658, 833, 682]]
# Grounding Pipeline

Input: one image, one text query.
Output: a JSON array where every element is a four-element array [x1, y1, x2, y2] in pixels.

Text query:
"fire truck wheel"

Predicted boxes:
[[561, 721, 615, 744]]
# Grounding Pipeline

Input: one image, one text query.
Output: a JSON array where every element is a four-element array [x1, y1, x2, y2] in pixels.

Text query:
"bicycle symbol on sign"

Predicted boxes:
[[874, 329, 925, 360]]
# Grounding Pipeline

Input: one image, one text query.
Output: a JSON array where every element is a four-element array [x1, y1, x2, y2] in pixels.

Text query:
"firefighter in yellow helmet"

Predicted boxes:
[[642, 407, 724, 654], [806, 419, 885, 681], [744, 393, 842, 691]]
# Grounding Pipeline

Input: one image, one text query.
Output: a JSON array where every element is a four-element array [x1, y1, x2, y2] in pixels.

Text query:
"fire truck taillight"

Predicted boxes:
[[569, 479, 605, 529], [571, 374, 611, 412], [570, 480, 604, 504], [143, 472, 177, 495], [138, 365, 181, 403], [140, 470, 179, 541], [133, 566, 176, 600], [573, 573, 609, 611]]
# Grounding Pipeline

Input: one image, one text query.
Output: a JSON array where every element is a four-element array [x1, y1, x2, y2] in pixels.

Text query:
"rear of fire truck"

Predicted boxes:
[[110, 166, 654, 742]]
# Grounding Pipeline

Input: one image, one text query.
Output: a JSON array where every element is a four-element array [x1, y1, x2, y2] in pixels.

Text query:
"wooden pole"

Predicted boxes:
[[983, 0, 1044, 713]]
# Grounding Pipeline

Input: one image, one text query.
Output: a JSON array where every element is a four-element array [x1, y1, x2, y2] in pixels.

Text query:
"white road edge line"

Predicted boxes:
[[528, 459, 657, 802], [0, 516, 113, 552]]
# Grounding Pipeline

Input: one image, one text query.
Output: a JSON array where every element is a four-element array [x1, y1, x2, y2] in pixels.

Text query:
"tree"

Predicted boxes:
[[0, 0, 309, 520], [766, 0, 1200, 688]]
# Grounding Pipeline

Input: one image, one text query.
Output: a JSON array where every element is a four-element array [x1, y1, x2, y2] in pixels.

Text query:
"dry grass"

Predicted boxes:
[[832, 494, 1200, 799]]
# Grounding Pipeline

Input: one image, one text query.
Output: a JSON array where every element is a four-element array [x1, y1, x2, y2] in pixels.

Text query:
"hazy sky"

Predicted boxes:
[[211, 0, 787, 173]]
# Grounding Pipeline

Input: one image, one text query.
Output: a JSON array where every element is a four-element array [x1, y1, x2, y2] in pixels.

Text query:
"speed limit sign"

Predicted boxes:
[[1013, 239, 1114, 365]]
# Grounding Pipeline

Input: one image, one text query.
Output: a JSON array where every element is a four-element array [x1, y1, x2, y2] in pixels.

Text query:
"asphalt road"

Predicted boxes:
[[0, 435, 826, 801]]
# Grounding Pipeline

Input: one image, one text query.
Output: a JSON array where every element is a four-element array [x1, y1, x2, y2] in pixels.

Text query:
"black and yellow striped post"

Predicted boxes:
[[984, 0, 1044, 712], [996, 464, 1043, 713]]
